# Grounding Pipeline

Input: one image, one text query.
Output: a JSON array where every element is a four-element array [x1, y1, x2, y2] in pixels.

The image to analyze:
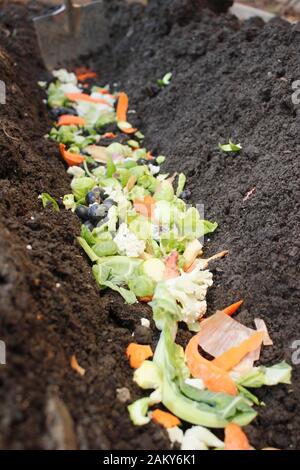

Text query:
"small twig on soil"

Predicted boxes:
[[243, 187, 256, 202], [0, 124, 21, 142]]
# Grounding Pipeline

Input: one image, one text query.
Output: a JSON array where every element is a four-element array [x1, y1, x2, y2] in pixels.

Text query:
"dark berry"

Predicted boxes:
[[51, 107, 77, 119], [88, 204, 108, 223], [75, 205, 89, 221], [103, 198, 116, 209], [83, 221, 95, 231]]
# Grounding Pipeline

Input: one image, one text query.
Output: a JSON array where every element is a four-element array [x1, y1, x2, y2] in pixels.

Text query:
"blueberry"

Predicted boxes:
[[86, 188, 103, 204], [75, 205, 89, 221], [83, 221, 95, 231], [103, 198, 116, 209], [137, 158, 148, 165], [94, 187, 106, 200], [180, 189, 192, 201], [51, 107, 77, 119], [88, 204, 108, 223]]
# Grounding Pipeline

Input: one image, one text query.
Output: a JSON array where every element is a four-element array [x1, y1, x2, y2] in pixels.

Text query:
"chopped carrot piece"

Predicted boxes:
[[151, 409, 181, 428], [70, 355, 85, 377], [77, 72, 97, 82], [126, 343, 153, 369], [102, 132, 117, 139], [138, 296, 153, 303], [185, 334, 238, 396], [65, 93, 112, 106], [224, 423, 250, 450], [117, 92, 129, 122], [164, 251, 180, 280], [222, 300, 244, 316], [212, 331, 264, 371], [59, 143, 84, 167], [134, 195, 156, 219], [57, 115, 86, 127]]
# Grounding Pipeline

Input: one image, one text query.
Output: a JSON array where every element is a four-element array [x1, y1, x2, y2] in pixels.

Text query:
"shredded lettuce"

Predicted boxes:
[[219, 140, 242, 153], [236, 362, 292, 388], [128, 275, 155, 298], [176, 173, 186, 197], [157, 72, 172, 87], [71, 177, 95, 201], [92, 256, 143, 303], [40, 193, 60, 212], [77, 237, 99, 263], [128, 398, 151, 426]]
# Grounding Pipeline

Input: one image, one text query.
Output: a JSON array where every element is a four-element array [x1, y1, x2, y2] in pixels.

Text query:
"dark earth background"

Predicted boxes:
[[0, 0, 300, 450]]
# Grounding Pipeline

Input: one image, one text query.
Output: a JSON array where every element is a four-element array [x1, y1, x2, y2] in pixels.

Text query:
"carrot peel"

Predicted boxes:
[[77, 72, 97, 82], [222, 300, 244, 316], [117, 92, 129, 122], [212, 331, 264, 371], [59, 143, 84, 167], [57, 115, 86, 127], [185, 334, 238, 396], [65, 93, 112, 106]]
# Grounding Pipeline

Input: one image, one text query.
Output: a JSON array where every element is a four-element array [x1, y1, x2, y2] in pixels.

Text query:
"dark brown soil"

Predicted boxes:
[[1, 0, 300, 450]]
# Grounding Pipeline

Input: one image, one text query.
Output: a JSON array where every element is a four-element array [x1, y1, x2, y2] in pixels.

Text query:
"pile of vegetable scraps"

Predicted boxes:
[[40, 68, 292, 451]]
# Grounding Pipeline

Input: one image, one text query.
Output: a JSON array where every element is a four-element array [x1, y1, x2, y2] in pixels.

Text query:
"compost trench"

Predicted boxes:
[[0, 0, 300, 450]]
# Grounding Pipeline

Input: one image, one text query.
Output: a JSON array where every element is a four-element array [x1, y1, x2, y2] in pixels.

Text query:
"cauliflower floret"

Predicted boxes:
[[165, 267, 213, 324], [181, 426, 224, 450], [53, 69, 77, 84], [114, 223, 145, 258]]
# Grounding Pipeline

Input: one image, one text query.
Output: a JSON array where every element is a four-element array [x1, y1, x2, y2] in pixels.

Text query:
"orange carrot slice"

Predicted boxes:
[[57, 115, 86, 127], [151, 409, 181, 428], [126, 343, 153, 369], [222, 300, 244, 316], [185, 334, 238, 396], [59, 143, 84, 167], [224, 423, 250, 450], [66, 93, 112, 106], [164, 251, 180, 280], [117, 92, 129, 122], [212, 331, 264, 371]]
